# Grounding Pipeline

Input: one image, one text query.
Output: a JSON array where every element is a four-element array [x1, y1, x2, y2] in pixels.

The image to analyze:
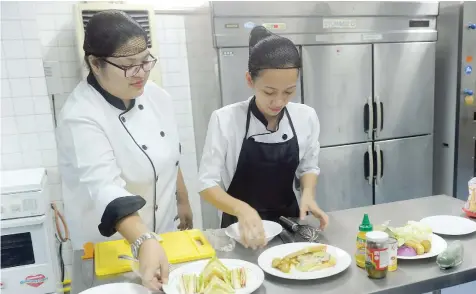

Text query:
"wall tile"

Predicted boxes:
[[1, 2, 21, 20], [6, 60, 29, 78], [38, 132, 56, 149], [35, 114, 54, 132], [15, 115, 36, 133], [42, 149, 58, 167], [1, 79, 11, 97], [22, 150, 43, 168], [13, 97, 35, 116], [34, 96, 52, 114], [37, 15, 56, 31], [9, 78, 32, 97], [24, 40, 43, 58], [2, 40, 26, 58], [1, 21, 23, 40], [1, 135, 20, 154], [28, 59, 45, 77], [30, 77, 48, 95], [1, 98, 14, 117], [21, 20, 40, 40], [1, 152, 23, 170], [19, 133, 40, 151]]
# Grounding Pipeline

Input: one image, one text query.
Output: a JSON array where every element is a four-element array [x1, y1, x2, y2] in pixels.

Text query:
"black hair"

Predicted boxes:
[[248, 26, 301, 80], [83, 10, 148, 70]]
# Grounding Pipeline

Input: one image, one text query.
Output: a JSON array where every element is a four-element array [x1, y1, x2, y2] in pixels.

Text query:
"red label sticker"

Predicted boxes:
[[20, 274, 47, 288]]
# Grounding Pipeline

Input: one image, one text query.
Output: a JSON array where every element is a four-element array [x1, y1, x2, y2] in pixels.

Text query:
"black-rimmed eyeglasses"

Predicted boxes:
[[102, 54, 157, 78]]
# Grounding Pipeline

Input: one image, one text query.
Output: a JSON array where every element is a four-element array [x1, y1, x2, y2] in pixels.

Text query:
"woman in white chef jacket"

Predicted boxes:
[[56, 11, 191, 290], [198, 26, 329, 248]]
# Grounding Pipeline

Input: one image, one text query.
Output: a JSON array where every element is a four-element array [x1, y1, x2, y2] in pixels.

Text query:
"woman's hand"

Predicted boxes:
[[138, 239, 169, 291], [177, 200, 193, 230], [300, 191, 329, 230], [236, 203, 267, 249]]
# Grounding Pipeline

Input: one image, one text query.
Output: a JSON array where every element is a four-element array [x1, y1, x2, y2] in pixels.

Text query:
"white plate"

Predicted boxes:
[[79, 283, 150, 294], [162, 259, 264, 294], [397, 233, 448, 259], [257, 242, 351, 280], [225, 220, 283, 244], [420, 215, 476, 236]]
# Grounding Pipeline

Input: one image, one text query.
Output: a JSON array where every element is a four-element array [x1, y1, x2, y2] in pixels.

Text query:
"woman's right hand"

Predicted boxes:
[[138, 239, 169, 291], [236, 203, 267, 249]]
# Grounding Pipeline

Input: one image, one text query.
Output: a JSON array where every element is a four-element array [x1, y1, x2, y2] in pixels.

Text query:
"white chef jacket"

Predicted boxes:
[[198, 97, 321, 196], [56, 77, 180, 250]]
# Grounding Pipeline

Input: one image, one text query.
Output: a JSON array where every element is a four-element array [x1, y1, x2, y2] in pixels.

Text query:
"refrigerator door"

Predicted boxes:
[[373, 42, 435, 140], [374, 135, 433, 204], [302, 44, 373, 147], [315, 142, 373, 212], [218, 47, 302, 107]]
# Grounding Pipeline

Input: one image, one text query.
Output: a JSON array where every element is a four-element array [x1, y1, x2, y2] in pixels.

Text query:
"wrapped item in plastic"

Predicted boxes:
[[436, 241, 464, 270], [463, 177, 476, 218]]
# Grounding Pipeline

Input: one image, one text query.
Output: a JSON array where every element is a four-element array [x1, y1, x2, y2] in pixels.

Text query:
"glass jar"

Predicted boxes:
[[365, 231, 389, 279]]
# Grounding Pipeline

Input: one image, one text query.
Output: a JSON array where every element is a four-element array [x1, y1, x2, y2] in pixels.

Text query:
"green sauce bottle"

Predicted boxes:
[[355, 214, 373, 268]]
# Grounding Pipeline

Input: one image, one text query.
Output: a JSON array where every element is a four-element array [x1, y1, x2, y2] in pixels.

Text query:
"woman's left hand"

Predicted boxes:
[[176, 200, 193, 230], [300, 192, 329, 230]]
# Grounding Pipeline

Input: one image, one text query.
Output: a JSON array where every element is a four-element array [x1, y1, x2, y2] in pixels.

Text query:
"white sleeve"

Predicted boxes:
[[296, 109, 321, 178], [56, 117, 144, 236], [197, 111, 228, 192]]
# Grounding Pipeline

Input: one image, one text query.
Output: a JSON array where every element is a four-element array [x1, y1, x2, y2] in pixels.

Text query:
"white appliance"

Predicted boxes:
[[73, 2, 161, 85], [1, 168, 59, 294]]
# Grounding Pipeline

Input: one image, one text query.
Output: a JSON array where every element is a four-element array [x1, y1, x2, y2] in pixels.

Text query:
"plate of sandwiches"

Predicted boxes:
[[162, 257, 264, 294], [257, 243, 352, 280]]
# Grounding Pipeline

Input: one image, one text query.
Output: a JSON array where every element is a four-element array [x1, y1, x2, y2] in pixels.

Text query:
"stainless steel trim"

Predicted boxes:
[[376, 144, 382, 186], [368, 144, 374, 186], [368, 96, 374, 140], [375, 95, 382, 138]]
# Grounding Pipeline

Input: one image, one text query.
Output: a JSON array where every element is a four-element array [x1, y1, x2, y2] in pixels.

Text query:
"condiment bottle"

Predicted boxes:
[[355, 214, 373, 268], [365, 231, 389, 279]]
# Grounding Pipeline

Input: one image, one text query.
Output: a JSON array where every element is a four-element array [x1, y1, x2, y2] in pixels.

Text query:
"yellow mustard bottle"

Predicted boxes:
[[356, 214, 373, 268]]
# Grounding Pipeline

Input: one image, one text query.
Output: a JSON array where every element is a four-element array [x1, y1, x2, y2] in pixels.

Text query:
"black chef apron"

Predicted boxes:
[[221, 100, 300, 228]]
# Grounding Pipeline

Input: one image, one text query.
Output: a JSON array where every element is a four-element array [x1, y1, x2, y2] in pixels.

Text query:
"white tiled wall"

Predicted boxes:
[[1, 1, 201, 280]]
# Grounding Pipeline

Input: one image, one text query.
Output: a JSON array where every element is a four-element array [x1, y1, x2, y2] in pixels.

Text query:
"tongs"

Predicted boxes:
[[279, 216, 320, 242]]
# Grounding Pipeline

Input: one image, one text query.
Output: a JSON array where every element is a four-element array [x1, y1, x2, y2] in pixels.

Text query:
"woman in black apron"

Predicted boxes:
[[198, 26, 328, 249]]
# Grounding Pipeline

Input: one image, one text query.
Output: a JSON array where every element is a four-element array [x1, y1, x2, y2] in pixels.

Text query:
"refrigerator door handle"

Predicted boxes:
[[367, 145, 374, 185], [376, 144, 382, 185], [367, 96, 373, 139], [375, 95, 382, 138]]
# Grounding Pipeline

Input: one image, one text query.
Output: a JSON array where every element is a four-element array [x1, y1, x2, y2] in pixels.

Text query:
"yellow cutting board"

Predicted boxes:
[[94, 229, 216, 277]]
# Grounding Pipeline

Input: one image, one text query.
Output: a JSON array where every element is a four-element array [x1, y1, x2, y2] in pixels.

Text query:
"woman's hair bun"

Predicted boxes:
[[249, 25, 273, 49]]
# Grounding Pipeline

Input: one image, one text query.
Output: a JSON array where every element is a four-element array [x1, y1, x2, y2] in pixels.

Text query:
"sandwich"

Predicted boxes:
[[179, 257, 247, 294], [202, 276, 235, 294]]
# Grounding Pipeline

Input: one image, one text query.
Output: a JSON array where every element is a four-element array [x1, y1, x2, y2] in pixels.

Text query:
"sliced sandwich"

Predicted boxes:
[[230, 268, 246, 289], [202, 276, 235, 294], [202, 257, 231, 286]]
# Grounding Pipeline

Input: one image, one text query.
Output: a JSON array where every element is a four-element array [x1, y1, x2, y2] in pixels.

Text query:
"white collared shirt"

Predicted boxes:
[[198, 98, 321, 193], [56, 80, 180, 249]]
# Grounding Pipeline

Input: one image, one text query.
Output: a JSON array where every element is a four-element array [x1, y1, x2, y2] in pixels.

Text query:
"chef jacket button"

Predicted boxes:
[[121, 116, 126, 123], [156, 175, 158, 181], [282, 134, 288, 140], [160, 131, 165, 137], [175, 161, 179, 166], [154, 204, 158, 211], [138, 104, 144, 110], [141, 145, 148, 150]]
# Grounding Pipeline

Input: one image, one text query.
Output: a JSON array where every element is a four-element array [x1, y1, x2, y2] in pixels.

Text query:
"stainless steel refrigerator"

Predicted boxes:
[[434, 2, 476, 200], [204, 1, 437, 220]]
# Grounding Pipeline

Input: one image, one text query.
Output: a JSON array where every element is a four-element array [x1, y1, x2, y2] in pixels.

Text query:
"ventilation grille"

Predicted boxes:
[[81, 10, 152, 48]]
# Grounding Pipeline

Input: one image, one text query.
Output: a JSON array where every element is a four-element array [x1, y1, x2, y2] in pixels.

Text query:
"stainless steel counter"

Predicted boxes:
[[71, 195, 476, 294]]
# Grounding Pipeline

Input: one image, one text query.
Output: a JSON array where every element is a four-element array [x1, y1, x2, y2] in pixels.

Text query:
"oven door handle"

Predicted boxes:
[[1, 215, 46, 229]]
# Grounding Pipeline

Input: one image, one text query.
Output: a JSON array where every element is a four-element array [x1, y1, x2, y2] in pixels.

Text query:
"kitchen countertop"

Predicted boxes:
[[71, 195, 476, 294]]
